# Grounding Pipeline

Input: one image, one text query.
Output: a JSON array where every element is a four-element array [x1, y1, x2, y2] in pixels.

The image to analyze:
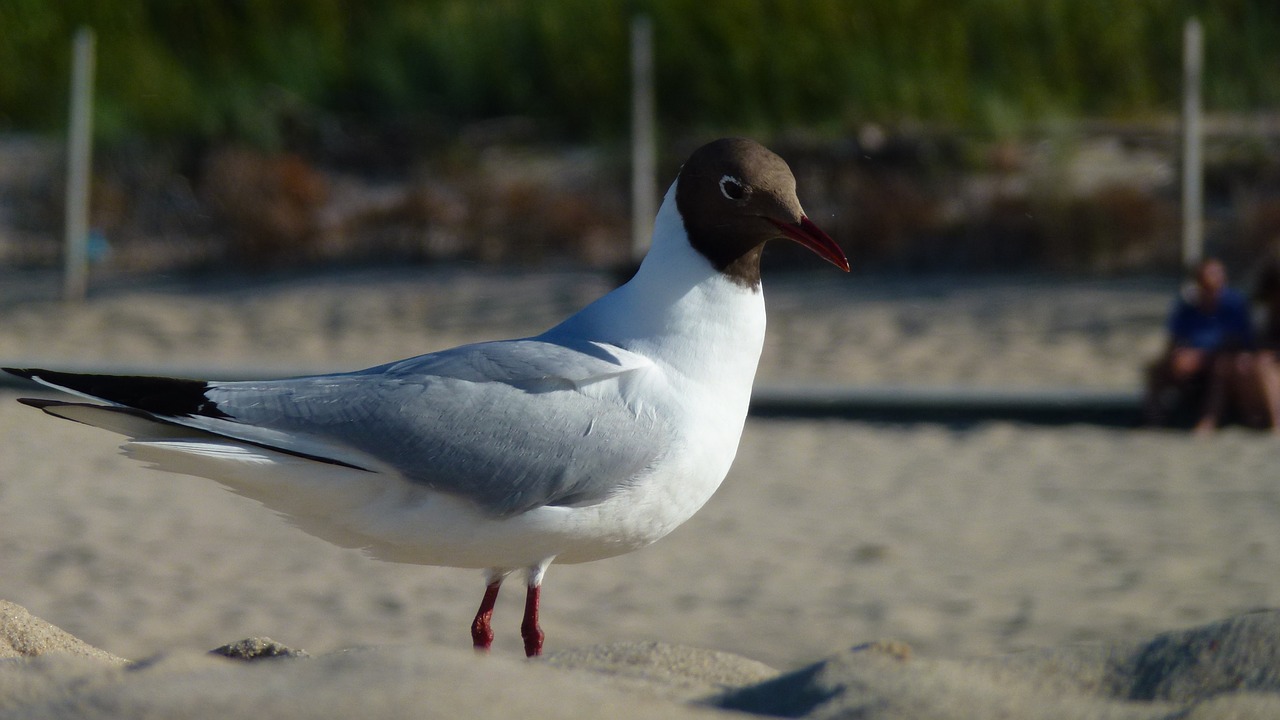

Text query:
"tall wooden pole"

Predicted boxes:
[[64, 27, 96, 302], [1181, 18, 1203, 270], [630, 15, 656, 261]]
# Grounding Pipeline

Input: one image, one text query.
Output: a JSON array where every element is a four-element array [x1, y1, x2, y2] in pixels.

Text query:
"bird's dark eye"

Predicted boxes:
[[719, 175, 746, 201]]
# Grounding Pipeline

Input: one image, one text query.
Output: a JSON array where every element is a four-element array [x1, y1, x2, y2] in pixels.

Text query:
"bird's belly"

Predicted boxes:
[[352, 458, 730, 568], [123, 410, 740, 570]]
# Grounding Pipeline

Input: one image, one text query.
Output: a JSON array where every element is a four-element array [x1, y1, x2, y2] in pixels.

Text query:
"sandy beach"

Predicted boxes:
[[1, 267, 1277, 717]]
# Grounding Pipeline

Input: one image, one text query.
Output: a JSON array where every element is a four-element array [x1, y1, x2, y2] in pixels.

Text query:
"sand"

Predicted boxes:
[[0, 267, 1277, 718]]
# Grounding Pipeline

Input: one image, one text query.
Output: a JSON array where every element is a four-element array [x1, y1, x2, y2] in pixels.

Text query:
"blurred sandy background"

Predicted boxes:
[[1, 268, 1276, 672]]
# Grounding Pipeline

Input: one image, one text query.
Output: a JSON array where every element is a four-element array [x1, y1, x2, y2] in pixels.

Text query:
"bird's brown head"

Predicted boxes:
[[675, 138, 849, 288]]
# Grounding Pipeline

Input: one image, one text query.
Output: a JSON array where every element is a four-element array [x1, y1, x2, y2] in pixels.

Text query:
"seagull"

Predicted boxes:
[[4, 137, 848, 657]]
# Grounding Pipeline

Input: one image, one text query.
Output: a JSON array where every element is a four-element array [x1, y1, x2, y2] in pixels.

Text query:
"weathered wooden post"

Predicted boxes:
[[1181, 17, 1203, 269], [630, 14, 656, 261], [64, 27, 96, 302]]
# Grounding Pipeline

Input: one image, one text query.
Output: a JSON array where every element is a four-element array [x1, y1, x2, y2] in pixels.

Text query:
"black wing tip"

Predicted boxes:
[[16, 397, 62, 410], [15, 396, 112, 415], [5, 368, 231, 420]]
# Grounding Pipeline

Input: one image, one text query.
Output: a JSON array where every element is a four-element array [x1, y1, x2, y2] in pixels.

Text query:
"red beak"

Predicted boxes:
[[768, 216, 850, 272]]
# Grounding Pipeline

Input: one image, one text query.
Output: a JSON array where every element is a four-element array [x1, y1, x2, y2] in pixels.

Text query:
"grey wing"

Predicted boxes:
[[198, 338, 672, 517]]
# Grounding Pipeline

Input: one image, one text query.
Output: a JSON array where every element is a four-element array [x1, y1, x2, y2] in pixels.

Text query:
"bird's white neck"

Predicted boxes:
[[549, 181, 767, 388]]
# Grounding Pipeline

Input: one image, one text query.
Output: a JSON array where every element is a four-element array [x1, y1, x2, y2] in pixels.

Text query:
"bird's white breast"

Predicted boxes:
[[538, 181, 768, 562]]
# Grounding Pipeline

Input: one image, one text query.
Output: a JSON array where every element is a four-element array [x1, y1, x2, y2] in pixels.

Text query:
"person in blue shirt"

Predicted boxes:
[[1167, 259, 1254, 350], [1143, 258, 1273, 432]]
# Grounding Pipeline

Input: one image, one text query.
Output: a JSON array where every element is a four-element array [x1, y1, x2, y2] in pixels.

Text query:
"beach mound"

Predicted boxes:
[[2, 601, 1277, 720], [0, 601, 126, 666], [716, 611, 1280, 719]]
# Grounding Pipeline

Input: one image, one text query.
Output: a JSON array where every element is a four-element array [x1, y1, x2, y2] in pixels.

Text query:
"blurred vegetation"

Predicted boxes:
[[1, 0, 1278, 148]]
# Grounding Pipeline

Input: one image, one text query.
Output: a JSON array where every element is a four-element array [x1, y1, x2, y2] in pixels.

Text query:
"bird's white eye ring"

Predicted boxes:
[[719, 175, 746, 201]]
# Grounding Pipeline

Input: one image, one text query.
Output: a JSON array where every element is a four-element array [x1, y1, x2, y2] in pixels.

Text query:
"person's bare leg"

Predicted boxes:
[[1194, 353, 1229, 435], [1256, 351, 1280, 433], [1228, 353, 1268, 428], [1145, 349, 1201, 426], [1142, 357, 1173, 426], [1147, 348, 1210, 429]]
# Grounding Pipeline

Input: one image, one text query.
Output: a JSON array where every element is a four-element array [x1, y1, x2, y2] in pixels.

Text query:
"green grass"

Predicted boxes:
[[1, 0, 1277, 147]]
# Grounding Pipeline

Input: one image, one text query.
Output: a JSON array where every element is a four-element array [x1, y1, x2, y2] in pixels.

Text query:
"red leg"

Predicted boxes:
[[521, 584, 544, 657], [470, 581, 501, 651]]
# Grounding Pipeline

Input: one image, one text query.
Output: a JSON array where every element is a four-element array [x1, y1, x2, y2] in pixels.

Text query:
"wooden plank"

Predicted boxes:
[[750, 385, 1142, 426]]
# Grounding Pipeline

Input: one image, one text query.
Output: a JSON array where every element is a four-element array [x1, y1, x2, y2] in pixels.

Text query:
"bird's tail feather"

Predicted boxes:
[[3, 368, 229, 418], [17, 398, 209, 440]]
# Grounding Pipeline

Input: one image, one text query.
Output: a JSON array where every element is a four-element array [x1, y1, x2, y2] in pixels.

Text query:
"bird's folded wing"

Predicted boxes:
[[372, 336, 653, 390], [185, 338, 671, 517]]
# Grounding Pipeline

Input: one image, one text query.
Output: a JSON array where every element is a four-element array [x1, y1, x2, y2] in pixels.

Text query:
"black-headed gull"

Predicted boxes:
[[5, 137, 848, 657]]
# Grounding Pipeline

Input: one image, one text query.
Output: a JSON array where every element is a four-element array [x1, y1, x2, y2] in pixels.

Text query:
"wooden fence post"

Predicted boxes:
[[630, 14, 656, 261], [64, 27, 96, 302], [1181, 18, 1203, 270]]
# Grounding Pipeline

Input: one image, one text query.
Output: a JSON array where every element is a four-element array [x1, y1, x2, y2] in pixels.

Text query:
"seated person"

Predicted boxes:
[[1143, 258, 1266, 432], [1250, 247, 1280, 431], [1252, 245, 1280, 347]]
